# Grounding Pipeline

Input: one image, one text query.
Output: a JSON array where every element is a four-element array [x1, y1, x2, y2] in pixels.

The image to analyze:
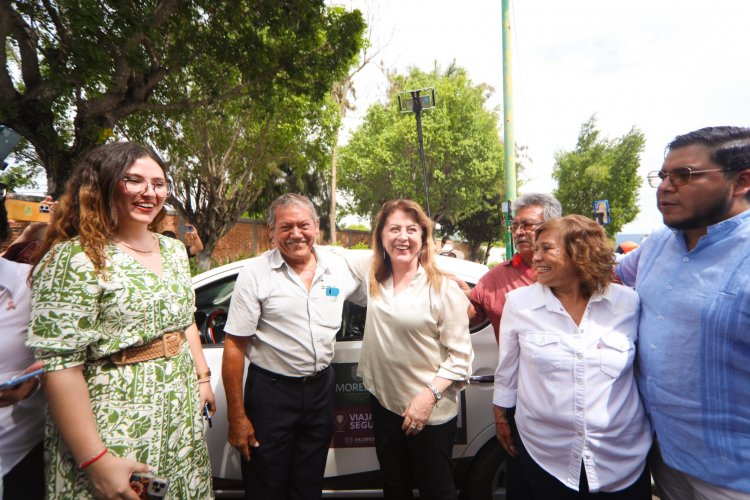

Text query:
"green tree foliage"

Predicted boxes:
[[119, 86, 344, 270], [0, 1, 364, 196], [338, 64, 504, 246], [0, 163, 38, 192], [0, 140, 43, 191], [439, 194, 503, 263], [552, 116, 645, 236]]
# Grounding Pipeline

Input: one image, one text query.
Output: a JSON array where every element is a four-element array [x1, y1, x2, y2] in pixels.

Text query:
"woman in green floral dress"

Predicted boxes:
[[28, 142, 214, 499]]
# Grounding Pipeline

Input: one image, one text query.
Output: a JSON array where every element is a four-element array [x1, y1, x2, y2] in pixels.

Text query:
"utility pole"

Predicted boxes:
[[502, 0, 516, 260]]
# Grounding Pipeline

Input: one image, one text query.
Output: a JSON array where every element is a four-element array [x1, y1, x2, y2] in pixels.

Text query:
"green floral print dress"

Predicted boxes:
[[28, 235, 213, 499]]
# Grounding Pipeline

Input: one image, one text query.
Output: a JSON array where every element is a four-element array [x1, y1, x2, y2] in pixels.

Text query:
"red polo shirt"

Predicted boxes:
[[469, 253, 535, 342]]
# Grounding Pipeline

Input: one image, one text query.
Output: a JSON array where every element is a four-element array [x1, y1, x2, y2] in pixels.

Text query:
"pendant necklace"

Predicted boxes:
[[112, 233, 158, 254]]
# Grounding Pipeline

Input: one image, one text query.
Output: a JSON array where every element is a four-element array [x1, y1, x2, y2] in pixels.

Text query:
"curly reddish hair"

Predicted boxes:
[[534, 214, 614, 298], [31, 142, 168, 277]]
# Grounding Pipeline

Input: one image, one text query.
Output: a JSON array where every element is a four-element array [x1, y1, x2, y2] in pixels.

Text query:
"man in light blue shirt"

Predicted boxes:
[[617, 126, 750, 499]]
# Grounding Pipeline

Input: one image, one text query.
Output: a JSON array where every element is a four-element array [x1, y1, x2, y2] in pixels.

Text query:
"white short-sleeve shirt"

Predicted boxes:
[[224, 246, 363, 376]]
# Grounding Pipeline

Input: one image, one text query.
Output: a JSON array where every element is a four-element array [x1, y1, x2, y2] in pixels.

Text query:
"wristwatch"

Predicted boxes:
[[428, 385, 443, 403]]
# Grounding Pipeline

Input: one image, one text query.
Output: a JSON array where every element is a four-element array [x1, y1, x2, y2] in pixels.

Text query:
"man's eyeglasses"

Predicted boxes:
[[646, 167, 725, 188], [509, 221, 544, 232], [121, 176, 172, 196]]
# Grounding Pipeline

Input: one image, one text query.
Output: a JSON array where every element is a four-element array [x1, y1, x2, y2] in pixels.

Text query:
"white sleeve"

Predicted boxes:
[[493, 295, 520, 407], [223, 263, 261, 337]]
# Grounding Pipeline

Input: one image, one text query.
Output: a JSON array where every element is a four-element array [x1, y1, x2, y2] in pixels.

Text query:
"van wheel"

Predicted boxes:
[[459, 441, 507, 500]]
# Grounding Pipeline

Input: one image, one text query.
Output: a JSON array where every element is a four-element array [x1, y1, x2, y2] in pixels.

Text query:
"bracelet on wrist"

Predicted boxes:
[[198, 378, 211, 384], [78, 448, 109, 469], [196, 370, 211, 380]]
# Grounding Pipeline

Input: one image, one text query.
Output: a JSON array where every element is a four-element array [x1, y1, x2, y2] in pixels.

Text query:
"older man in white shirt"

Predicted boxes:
[[222, 193, 363, 500]]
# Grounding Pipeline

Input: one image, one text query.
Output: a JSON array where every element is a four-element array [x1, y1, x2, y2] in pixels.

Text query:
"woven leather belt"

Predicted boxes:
[[110, 331, 186, 366]]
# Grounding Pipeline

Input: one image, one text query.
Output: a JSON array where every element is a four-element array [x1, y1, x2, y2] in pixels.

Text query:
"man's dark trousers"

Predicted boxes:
[[241, 364, 334, 500]]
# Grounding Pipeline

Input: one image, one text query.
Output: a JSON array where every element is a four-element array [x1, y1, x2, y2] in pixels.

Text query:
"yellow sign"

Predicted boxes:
[[5, 198, 51, 222]]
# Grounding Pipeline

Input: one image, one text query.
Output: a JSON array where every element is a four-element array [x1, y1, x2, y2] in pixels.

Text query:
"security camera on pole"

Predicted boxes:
[[398, 88, 436, 219]]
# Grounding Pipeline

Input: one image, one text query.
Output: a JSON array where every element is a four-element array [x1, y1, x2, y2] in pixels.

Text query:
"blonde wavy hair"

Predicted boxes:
[[31, 142, 168, 277], [369, 199, 442, 298]]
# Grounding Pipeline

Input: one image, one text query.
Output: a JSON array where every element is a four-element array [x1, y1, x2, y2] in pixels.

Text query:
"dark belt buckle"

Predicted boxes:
[[301, 369, 324, 384]]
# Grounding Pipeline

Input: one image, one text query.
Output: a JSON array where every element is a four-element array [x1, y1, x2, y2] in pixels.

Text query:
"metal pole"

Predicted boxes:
[[412, 90, 431, 219], [502, 0, 516, 260]]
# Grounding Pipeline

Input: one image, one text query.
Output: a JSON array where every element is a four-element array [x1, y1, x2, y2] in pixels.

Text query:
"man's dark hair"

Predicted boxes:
[[667, 126, 750, 173], [667, 127, 750, 200]]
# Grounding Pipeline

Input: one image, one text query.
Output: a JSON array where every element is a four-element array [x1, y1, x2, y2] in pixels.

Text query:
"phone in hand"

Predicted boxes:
[[129, 473, 170, 499], [203, 401, 212, 428], [0, 368, 44, 390]]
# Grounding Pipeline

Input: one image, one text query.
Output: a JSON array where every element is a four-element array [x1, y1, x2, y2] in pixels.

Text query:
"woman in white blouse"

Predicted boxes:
[[494, 215, 652, 499], [0, 186, 46, 499], [347, 199, 473, 500]]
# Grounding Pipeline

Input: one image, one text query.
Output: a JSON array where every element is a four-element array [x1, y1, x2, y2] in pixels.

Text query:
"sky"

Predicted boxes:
[[338, 0, 750, 234]]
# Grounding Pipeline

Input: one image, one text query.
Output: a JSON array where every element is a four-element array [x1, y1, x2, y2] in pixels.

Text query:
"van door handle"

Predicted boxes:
[[469, 375, 494, 384]]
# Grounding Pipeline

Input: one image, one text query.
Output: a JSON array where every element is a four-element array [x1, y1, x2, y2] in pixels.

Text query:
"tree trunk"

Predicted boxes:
[[329, 132, 340, 244]]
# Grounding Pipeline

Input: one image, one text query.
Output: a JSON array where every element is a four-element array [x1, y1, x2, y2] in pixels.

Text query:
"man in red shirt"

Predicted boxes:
[[468, 192, 562, 499], [470, 193, 562, 340]]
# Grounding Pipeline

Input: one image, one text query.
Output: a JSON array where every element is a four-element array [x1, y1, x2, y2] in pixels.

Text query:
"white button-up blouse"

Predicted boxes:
[[493, 283, 651, 493]]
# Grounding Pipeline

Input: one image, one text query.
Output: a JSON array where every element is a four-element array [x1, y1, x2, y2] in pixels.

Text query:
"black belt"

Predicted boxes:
[[249, 364, 330, 385]]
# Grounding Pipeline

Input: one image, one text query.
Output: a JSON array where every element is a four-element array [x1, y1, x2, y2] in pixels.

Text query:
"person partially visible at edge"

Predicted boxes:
[[342, 199, 473, 500], [617, 126, 750, 499], [464, 192, 562, 500], [438, 235, 464, 259], [2, 221, 47, 264], [1, 192, 56, 264], [495, 215, 652, 498], [162, 227, 204, 258], [0, 183, 46, 500], [26, 142, 214, 499], [221, 193, 363, 500]]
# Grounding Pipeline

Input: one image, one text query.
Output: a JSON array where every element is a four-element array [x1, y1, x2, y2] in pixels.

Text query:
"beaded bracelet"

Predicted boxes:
[[198, 377, 211, 384], [78, 448, 109, 469]]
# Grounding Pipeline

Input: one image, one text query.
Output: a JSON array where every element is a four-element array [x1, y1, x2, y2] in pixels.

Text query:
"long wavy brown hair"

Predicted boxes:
[[31, 142, 168, 277], [369, 199, 442, 298], [534, 214, 614, 298]]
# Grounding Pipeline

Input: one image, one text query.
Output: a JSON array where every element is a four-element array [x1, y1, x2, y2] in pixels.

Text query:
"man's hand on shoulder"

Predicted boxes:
[[445, 272, 472, 299]]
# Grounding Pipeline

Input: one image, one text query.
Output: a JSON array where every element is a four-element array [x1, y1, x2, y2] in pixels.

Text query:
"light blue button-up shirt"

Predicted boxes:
[[617, 210, 750, 493]]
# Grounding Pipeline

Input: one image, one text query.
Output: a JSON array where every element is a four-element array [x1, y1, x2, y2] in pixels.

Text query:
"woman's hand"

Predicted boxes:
[[84, 452, 151, 500], [401, 388, 436, 436], [199, 380, 215, 417], [0, 360, 44, 408], [493, 405, 518, 457]]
